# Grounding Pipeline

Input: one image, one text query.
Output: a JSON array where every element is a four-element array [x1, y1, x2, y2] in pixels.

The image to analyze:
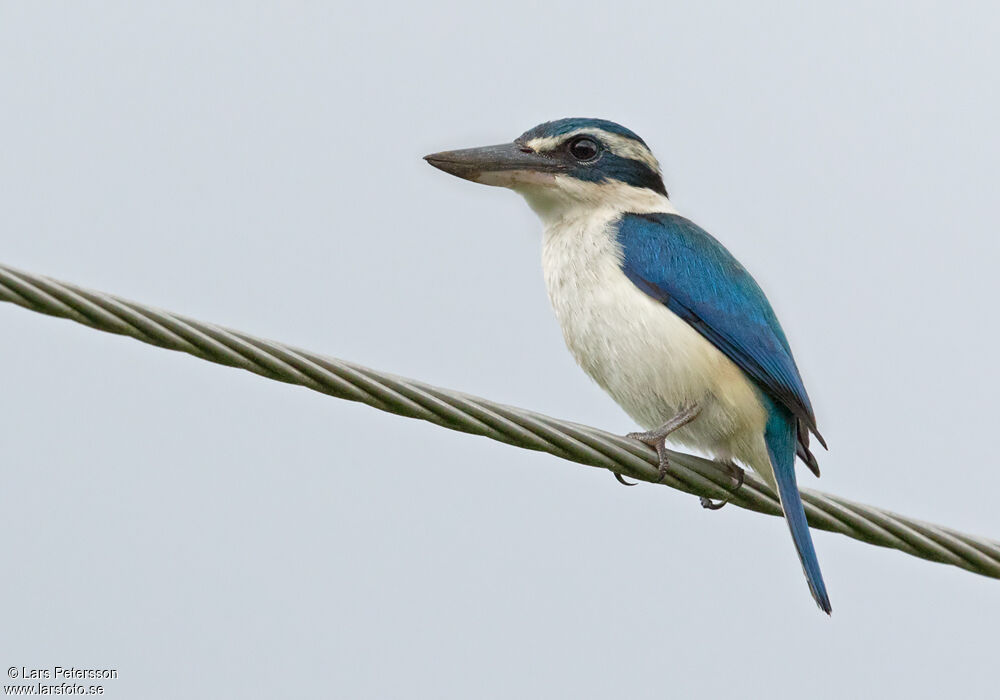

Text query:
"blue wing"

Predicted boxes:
[[614, 213, 825, 466], [616, 212, 831, 613]]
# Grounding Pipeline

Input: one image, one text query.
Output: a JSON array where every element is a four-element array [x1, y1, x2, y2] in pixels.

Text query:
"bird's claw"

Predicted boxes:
[[699, 464, 746, 510], [613, 472, 637, 486]]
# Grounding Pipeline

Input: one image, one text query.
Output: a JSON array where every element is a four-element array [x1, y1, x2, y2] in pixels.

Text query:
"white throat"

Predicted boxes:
[[517, 176, 677, 227]]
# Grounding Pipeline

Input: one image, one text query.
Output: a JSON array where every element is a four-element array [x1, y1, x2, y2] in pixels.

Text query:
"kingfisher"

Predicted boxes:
[[424, 118, 831, 614]]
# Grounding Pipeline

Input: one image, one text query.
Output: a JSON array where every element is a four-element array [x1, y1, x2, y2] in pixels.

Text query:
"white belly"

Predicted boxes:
[[541, 212, 769, 465]]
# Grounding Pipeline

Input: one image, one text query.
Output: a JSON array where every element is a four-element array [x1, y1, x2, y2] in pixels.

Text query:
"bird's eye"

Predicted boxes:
[[568, 137, 600, 162]]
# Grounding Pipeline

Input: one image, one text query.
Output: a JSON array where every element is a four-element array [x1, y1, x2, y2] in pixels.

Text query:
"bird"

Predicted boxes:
[[424, 117, 831, 614]]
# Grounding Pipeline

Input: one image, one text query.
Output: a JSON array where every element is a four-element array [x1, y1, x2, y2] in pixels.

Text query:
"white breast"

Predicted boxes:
[[540, 209, 769, 464]]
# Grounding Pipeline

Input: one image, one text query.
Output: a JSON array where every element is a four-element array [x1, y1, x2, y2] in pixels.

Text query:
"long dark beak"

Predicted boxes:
[[423, 142, 559, 187]]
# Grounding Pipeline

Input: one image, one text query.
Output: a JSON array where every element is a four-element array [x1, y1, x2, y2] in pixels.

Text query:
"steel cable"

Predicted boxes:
[[1, 261, 998, 580]]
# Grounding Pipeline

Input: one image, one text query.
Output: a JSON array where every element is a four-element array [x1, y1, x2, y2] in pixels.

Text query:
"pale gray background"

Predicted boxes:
[[1, 2, 998, 698]]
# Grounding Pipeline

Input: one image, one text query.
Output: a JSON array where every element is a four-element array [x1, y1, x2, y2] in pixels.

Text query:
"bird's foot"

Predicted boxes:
[[699, 462, 746, 510], [622, 403, 701, 484], [625, 432, 673, 483]]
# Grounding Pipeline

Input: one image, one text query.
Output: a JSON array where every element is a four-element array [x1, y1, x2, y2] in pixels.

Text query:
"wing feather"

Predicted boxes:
[[615, 213, 824, 464]]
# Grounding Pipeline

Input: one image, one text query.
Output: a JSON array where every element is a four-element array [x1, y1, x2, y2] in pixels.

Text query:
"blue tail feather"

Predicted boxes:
[[765, 406, 832, 614]]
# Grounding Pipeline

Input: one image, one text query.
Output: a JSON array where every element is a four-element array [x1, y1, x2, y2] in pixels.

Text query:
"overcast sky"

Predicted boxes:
[[2, 2, 998, 698]]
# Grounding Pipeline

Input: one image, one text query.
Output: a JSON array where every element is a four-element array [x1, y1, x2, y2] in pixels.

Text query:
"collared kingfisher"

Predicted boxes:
[[425, 118, 831, 614]]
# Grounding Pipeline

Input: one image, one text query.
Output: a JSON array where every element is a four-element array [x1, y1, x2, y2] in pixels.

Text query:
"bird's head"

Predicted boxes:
[[425, 118, 671, 223]]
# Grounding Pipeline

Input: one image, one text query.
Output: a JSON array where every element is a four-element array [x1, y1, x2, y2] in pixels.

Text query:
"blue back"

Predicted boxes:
[[614, 213, 820, 438]]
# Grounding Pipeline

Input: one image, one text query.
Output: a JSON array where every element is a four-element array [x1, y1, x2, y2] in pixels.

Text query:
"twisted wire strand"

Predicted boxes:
[[1, 261, 998, 580]]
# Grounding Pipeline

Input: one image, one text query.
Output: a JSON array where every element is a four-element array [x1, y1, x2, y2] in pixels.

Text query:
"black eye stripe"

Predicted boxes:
[[522, 131, 667, 196]]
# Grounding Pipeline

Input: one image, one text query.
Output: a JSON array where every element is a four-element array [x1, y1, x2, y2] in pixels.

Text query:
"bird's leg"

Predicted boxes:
[[622, 403, 701, 483], [699, 462, 746, 510]]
